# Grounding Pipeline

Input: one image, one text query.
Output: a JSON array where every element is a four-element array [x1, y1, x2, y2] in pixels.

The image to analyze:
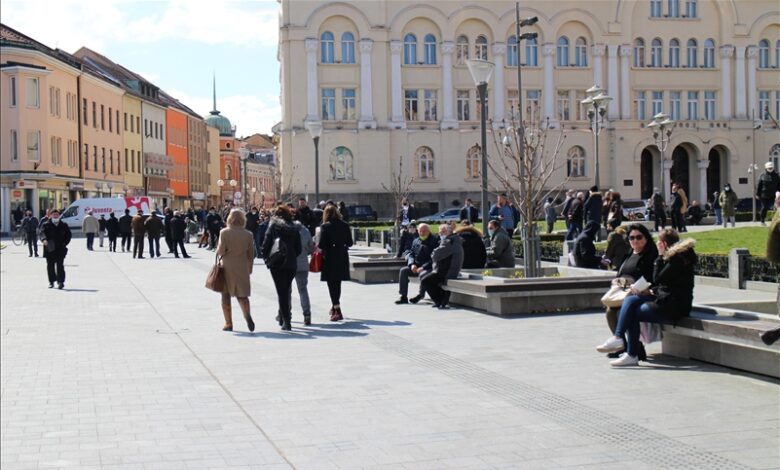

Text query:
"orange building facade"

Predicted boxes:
[[165, 106, 189, 202]]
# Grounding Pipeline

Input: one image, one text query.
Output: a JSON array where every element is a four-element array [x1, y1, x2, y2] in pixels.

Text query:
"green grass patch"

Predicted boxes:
[[596, 227, 770, 257]]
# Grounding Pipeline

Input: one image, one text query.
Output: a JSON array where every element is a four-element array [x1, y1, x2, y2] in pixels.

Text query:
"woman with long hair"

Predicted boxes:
[[261, 205, 302, 331], [216, 209, 256, 332], [318, 204, 353, 321]]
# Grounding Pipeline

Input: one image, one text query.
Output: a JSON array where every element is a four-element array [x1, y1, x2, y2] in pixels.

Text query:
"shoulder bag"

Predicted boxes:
[[309, 249, 323, 273], [601, 276, 633, 308], [205, 253, 225, 292]]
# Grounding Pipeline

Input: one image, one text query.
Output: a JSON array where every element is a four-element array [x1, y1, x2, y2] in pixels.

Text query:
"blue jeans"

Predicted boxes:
[[714, 208, 722, 225], [253, 230, 262, 258], [614, 295, 666, 357], [565, 220, 582, 241], [86, 233, 95, 250]]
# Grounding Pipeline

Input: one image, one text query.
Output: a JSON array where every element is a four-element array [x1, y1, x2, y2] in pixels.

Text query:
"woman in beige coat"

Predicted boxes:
[[216, 209, 255, 332]]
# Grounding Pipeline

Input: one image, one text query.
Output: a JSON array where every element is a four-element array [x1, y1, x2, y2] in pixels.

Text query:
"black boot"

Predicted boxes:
[[395, 296, 408, 304], [760, 327, 780, 346]]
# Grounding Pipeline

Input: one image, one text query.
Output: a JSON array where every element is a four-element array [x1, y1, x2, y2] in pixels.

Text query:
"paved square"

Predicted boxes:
[[1, 239, 778, 469]]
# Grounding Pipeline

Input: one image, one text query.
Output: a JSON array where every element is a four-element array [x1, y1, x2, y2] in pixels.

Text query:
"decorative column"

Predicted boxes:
[[720, 45, 734, 119], [389, 40, 405, 129], [542, 43, 556, 126], [735, 46, 747, 119], [607, 44, 620, 120], [619, 45, 632, 119], [358, 39, 376, 129], [304, 38, 319, 122], [746, 45, 758, 122], [440, 41, 458, 130], [492, 43, 506, 127], [662, 159, 674, 203], [697, 159, 709, 203], [592, 44, 606, 91]]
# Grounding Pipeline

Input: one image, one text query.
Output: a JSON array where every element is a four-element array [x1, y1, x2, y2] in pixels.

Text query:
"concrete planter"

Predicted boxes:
[[349, 256, 406, 284]]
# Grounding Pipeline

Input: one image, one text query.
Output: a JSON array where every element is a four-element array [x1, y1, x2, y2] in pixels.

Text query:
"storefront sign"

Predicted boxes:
[[13, 180, 37, 189], [68, 182, 84, 190], [191, 191, 205, 200], [10, 190, 23, 202]]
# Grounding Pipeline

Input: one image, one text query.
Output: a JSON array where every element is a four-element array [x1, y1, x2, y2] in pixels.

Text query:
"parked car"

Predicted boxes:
[[621, 199, 649, 221], [346, 204, 378, 221], [418, 208, 480, 223], [735, 197, 757, 213]]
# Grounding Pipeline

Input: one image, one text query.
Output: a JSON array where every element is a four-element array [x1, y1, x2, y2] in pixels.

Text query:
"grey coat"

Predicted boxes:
[[294, 221, 315, 272], [488, 228, 515, 267], [431, 235, 464, 279]]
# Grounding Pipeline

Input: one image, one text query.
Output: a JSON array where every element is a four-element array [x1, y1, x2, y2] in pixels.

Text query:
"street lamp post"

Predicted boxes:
[[106, 182, 113, 198], [251, 187, 257, 207], [581, 85, 613, 190], [307, 122, 323, 204], [647, 112, 675, 201], [239, 147, 249, 209], [466, 59, 496, 236], [95, 182, 103, 198]]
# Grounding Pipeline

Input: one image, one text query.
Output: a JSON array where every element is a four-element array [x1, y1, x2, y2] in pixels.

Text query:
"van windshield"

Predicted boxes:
[[61, 206, 79, 218]]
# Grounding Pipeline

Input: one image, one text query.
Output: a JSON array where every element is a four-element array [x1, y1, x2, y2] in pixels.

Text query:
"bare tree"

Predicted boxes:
[[381, 154, 414, 253], [487, 116, 569, 277]]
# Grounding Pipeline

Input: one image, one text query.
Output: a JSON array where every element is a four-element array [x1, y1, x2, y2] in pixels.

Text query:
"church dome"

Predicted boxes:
[[205, 110, 233, 137]]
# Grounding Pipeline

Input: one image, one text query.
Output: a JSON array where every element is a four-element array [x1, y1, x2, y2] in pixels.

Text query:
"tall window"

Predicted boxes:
[[321, 32, 335, 63], [759, 91, 770, 119], [342, 88, 356, 120], [25, 77, 39, 108], [758, 40, 770, 68], [669, 39, 680, 67], [93, 145, 98, 171], [687, 39, 697, 67], [557, 37, 569, 66], [776, 40, 780, 68], [687, 91, 699, 119], [634, 91, 647, 120], [466, 145, 480, 179], [424, 90, 437, 121], [100, 104, 105, 130], [476, 90, 489, 120], [685, 0, 697, 18], [330, 146, 354, 180], [650, 0, 662, 17], [101, 147, 106, 173], [557, 90, 570, 121], [415, 146, 434, 179], [507, 36, 518, 67], [771, 144, 780, 170], [703, 39, 715, 68], [404, 89, 418, 121], [652, 91, 664, 115], [670, 91, 681, 119], [704, 91, 716, 120], [8, 76, 16, 107], [567, 146, 585, 177], [49, 87, 60, 116], [575, 90, 587, 120], [776, 91, 780, 121], [575, 37, 588, 67], [525, 37, 538, 66], [108, 107, 113, 132], [68, 140, 74, 167], [475, 35, 488, 60], [27, 130, 40, 162], [92, 101, 97, 127], [423, 34, 437, 65], [404, 33, 417, 65], [456, 35, 469, 65], [51, 136, 57, 164], [321, 88, 336, 120], [668, 0, 680, 17], [651, 39, 663, 67], [341, 32, 355, 64], [124, 112, 128, 131], [109, 149, 114, 174], [527, 90, 540, 122], [10, 130, 18, 161], [457, 90, 470, 121], [634, 38, 645, 67], [507, 89, 519, 120]]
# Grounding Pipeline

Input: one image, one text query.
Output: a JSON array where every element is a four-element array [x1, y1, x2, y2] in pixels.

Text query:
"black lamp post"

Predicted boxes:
[[648, 112, 675, 201], [466, 59, 496, 236], [307, 122, 323, 204], [581, 85, 613, 190]]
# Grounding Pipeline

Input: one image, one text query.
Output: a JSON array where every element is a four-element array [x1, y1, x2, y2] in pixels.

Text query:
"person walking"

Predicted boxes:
[[566, 192, 585, 241], [246, 206, 260, 256], [756, 161, 780, 225], [759, 192, 780, 345], [206, 207, 223, 250], [337, 201, 350, 222], [170, 210, 190, 258], [395, 223, 438, 304], [670, 183, 688, 232], [718, 183, 739, 228], [39, 209, 72, 289], [262, 205, 302, 331], [163, 208, 174, 253], [421, 224, 464, 309], [255, 212, 269, 258], [290, 219, 315, 325], [131, 210, 146, 259], [318, 204, 353, 322], [296, 198, 314, 234], [82, 210, 99, 251], [215, 209, 256, 332], [21, 210, 39, 257], [97, 215, 107, 248], [459, 198, 480, 225], [544, 197, 557, 234], [106, 212, 120, 252], [560, 190, 575, 238], [489, 194, 515, 233], [607, 191, 624, 228], [119, 209, 133, 252], [711, 191, 722, 225], [650, 188, 667, 232], [144, 212, 163, 257], [583, 186, 603, 239]]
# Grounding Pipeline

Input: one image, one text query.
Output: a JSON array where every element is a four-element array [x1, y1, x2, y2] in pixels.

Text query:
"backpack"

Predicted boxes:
[[266, 236, 288, 270]]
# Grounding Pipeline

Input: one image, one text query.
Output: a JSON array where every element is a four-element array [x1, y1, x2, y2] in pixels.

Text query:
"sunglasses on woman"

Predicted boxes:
[[628, 235, 644, 241]]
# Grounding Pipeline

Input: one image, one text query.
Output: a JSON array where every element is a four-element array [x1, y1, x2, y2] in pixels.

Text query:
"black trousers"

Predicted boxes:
[[86, 233, 95, 250], [147, 235, 160, 257], [654, 211, 667, 232], [26, 235, 38, 256], [760, 197, 774, 222], [421, 272, 447, 306], [46, 255, 65, 284], [108, 234, 117, 252], [173, 239, 188, 257], [164, 233, 173, 252], [121, 233, 131, 251], [271, 268, 297, 323], [671, 210, 685, 232], [327, 279, 342, 306], [133, 235, 145, 258]]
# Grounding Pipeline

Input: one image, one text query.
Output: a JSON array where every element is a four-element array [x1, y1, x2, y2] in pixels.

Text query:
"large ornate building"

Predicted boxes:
[[276, 0, 780, 216]]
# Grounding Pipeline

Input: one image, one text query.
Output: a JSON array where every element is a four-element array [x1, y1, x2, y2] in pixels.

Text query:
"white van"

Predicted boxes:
[[60, 197, 154, 229]]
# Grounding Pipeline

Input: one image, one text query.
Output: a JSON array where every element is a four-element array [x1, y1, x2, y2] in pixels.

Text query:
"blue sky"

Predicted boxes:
[[3, 0, 281, 135]]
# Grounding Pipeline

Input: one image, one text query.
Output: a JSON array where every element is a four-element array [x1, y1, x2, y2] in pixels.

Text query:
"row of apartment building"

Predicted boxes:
[[0, 23, 276, 233]]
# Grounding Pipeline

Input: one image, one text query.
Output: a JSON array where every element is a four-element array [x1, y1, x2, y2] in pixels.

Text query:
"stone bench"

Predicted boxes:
[[661, 306, 780, 379], [349, 257, 407, 284]]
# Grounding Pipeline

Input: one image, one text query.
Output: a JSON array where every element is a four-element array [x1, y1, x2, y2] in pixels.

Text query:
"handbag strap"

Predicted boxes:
[[214, 252, 222, 265]]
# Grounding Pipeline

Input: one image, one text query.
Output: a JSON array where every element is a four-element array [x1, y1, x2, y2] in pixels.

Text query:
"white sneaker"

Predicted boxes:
[[610, 353, 639, 367], [596, 336, 624, 353]]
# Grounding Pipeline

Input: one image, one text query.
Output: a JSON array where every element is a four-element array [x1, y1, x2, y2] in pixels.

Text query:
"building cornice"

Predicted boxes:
[[0, 46, 81, 77]]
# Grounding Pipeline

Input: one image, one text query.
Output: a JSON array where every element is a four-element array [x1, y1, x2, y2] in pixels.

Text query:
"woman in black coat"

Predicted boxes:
[[261, 205, 302, 331], [318, 204, 353, 321], [454, 222, 487, 269], [39, 209, 72, 289]]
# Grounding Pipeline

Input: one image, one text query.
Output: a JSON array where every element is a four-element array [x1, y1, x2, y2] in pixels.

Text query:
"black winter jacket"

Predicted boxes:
[[649, 238, 697, 321], [262, 219, 302, 271]]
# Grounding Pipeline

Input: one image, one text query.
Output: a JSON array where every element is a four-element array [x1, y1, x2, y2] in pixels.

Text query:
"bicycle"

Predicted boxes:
[[11, 224, 25, 246]]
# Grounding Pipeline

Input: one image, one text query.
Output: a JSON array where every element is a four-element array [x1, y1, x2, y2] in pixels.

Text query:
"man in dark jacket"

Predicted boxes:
[[144, 213, 164, 258], [119, 209, 133, 252], [131, 210, 146, 259], [246, 206, 261, 256], [756, 161, 780, 225], [98, 214, 107, 248], [395, 223, 438, 304], [459, 198, 479, 225], [163, 208, 174, 253], [486, 220, 515, 268], [670, 183, 687, 232], [421, 225, 464, 309], [566, 192, 584, 241], [206, 207, 223, 250], [455, 222, 487, 269], [39, 209, 72, 289], [296, 198, 314, 234], [106, 212, 120, 252], [395, 222, 418, 258], [21, 210, 39, 257], [398, 198, 418, 227], [583, 186, 602, 239], [170, 211, 190, 258], [651, 188, 666, 231], [573, 221, 607, 269]]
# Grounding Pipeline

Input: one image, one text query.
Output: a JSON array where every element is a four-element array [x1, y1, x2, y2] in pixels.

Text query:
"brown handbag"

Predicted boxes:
[[205, 253, 225, 292]]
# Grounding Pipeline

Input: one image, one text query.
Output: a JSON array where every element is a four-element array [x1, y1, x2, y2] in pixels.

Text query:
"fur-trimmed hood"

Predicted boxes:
[[663, 237, 696, 261], [454, 225, 483, 238]]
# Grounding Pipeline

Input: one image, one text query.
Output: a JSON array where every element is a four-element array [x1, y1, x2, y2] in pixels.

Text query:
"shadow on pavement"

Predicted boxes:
[[61, 288, 99, 292], [234, 327, 368, 339]]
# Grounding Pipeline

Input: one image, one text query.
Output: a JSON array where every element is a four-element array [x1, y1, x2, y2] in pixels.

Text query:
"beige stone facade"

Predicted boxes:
[[122, 95, 144, 195], [277, 0, 780, 216]]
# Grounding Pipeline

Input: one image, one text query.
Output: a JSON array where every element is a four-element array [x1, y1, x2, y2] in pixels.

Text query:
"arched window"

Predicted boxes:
[[575, 37, 588, 66], [456, 35, 469, 65], [686, 39, 697, 67], [668, 0, 680, 17], [475, 35, 488, 60], [758, 40, 770, 68], [329, 146, 354, 180], [320, 31, 334, 63], [423, 34, 437, 65], [557, 37, 569, 66], [634, 38, 645, 67], [341, 32, 355, 64], [404, 33, 417, 65], [225, 164, 233, 181], [703, 39, 715, 68], [466, 145, 480, 179], [507, 36, 518, 67], [415, 146, 434, 179], [669, 38, 680, 67], [651, 38, 663, 67], [567, 146, 586, 177], [525, 37, 538, 66]]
